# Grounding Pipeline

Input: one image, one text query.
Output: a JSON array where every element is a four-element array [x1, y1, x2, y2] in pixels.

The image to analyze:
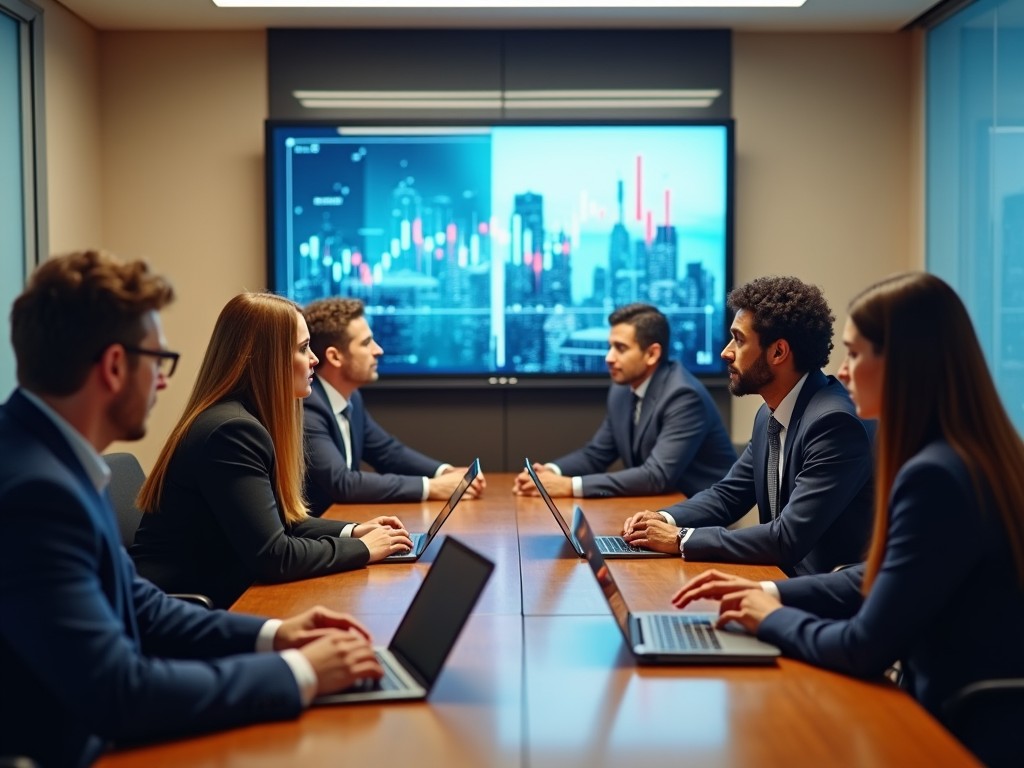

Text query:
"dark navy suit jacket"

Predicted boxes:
[[550, 361, 736, 498], [758, 439, 1024, 720], [0, 390, 301, 768], [303, 376, 444, 515], [664, 370, 874, 575]]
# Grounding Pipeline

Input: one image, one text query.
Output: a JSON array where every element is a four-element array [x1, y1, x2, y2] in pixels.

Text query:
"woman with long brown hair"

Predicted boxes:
[[671, 273, 1024, 738], [131, 293, 412, 608]]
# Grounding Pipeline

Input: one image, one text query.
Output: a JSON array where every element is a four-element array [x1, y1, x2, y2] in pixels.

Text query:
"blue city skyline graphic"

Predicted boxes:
[[271, 125, 730, 375]]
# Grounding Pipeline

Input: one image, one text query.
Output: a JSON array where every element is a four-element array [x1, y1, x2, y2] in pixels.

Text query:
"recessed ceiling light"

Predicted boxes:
[[214, 0, 805, 7]]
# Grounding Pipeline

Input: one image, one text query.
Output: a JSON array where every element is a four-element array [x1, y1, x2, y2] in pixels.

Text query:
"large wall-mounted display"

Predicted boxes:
[[268, 121, 733, 378]]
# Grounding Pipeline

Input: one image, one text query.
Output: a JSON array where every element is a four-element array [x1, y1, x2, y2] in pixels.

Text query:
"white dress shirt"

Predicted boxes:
[[548, 372, 655, 498], [20, 390, 320, 707], [664, 372, 811, 558], [317, 375, 444, 501]]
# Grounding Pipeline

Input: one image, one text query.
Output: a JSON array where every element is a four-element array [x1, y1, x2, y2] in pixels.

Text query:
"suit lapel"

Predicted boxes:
[[610, 387, 634, 467], [632, 363, 669, 456], [312, 377, 348, 457], [349, 391, 364, 468], [779, 370, 828, 493], [751, 405, 769, 521]]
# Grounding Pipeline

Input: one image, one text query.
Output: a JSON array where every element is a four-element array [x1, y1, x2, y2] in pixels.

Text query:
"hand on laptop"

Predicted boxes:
[[716, 589, 782, 634], [361, 525, 415, 562], [352, 516, 406, 538], [513, 463, 571, 497], [428, 467, 485, 500], [621, 517, 680, 554], [273, 606, 374, 650], [671, 569, 764, 609], [621, 509, 665, 537], [299, 629, 384, 695]]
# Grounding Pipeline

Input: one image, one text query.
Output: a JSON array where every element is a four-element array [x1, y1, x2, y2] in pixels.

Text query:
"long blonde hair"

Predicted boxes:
[[851, 273, 1024, 592], [139, 293, 309, 524]]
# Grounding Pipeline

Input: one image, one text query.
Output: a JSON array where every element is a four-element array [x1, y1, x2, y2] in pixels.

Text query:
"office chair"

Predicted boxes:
[[102, 453, 214, 610], [943, 679, 1024, 768], [0, 758, 38, 768]]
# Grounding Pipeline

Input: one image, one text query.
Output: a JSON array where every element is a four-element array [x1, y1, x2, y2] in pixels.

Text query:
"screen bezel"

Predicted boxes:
[[265, 117, 735, 387]]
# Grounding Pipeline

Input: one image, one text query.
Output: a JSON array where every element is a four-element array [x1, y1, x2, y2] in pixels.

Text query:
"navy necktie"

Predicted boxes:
[[766, 414, 782, 520]]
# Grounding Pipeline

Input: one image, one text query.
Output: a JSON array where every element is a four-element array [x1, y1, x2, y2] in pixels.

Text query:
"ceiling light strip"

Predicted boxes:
[[219, 0, 804, 8]]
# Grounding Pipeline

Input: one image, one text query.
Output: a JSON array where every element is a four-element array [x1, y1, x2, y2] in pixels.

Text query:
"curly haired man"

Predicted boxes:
[[622, 276, 875, 576]]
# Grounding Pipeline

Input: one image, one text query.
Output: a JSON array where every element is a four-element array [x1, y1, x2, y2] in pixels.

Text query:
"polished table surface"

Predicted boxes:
[[98, 474, 980, 767]]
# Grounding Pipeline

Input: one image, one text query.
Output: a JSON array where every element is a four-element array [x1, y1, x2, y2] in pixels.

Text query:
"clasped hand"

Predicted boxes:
[[671, 568, 782, 634], [512, 463, 572, 497], [620, 510, 679, 554]]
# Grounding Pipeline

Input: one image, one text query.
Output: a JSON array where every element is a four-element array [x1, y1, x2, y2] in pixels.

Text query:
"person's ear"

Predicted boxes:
[[644, 343, 662, 367], [96, 344, 130, 394], [769, 339, 792, 367], [324, 346, 345, 368]]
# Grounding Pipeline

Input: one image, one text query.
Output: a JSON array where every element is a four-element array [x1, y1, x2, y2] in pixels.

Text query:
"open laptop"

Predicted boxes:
[[572, 505, 780, 665], [314, 535, 494, 704], [384, 458, 480, 562], [525, 458, 670, 559]]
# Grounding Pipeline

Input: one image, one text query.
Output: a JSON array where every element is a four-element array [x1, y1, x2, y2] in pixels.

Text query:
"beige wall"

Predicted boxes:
[[730, 32, 916, 441], [40, 0, 102, 253], [43, 26, 919, 466], [99, 32, 267, 467]]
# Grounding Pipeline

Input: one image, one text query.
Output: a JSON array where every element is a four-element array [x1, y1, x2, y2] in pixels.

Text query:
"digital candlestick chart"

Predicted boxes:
[[271, 125, 730, 375]]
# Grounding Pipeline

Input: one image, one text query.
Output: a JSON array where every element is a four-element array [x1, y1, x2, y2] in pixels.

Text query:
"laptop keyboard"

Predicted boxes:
[[596, 536, 647, 554], [343, 654, 407, 693], [649, 615, 722, 652], [385, 532, 423, 560]]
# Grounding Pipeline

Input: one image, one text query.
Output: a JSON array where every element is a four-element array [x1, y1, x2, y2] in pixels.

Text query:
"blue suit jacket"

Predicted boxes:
[[550, 361, 736, 498], [303, 376, 444, 515], [758, 439, 1024, 720], [0, 391, 301, 768], [664, 370, 874, 575]]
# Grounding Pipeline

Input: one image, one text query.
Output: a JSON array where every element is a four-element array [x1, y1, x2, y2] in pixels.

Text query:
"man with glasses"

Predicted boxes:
[[0, 251, 386, 767]]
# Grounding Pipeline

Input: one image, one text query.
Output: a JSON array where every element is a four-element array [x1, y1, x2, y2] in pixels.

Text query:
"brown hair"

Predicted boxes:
[[852, 273, 1024, 591], [138, 293, 309, 524], [728, 276, 834, 373], [608, 303, 670, 364], [11, 250, 174, 395], [304, 297, 365, 364]]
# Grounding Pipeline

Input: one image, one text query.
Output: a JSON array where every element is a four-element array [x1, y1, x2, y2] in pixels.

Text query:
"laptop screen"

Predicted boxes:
[[424, 458, 480, 542], [389, 536, 494, 688], [524, 458, 576, 543], [571, 505, 632, 643]]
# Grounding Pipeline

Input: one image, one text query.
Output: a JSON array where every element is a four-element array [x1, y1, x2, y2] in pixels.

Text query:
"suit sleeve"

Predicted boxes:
[[774, 565, 865, 620], [360, 407, 444, 478], [682, 409, 871, 569], [0, 481, 302, 746], [576, 388, 712, 497], [198, 417, 370, 583], [663, 442, 756, 528], [303, 399, 425, 505], [758, 461, 979, 678], [550, 413, 620, 478]]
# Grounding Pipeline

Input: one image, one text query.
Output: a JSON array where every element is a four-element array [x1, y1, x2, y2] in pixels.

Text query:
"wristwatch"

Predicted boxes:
[[676, 527, 690, 557]]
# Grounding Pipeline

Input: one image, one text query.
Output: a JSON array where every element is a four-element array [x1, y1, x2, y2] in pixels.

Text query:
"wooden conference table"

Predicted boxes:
[[98, 474, 980, 768]]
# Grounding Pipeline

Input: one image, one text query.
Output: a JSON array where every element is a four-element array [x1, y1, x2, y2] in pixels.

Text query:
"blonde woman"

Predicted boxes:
[[132, 293, 412, 608]]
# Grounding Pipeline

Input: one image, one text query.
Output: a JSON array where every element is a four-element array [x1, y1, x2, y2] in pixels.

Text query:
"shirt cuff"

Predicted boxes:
[[255, 619, 282, 653], [571, 476, 584, 497], [339, 523, 356, 538], [421, 477, 430, 501], [761, 581, 781, 601], [434, 464, 453, 478], [545, 463, 562, 476], [280, 648, 318, 707], [658, 510, 675, 525]]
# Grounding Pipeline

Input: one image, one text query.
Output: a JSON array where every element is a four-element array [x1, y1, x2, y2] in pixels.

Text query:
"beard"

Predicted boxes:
[[106, 370, 149, 442], [728, 350, 775, 397]]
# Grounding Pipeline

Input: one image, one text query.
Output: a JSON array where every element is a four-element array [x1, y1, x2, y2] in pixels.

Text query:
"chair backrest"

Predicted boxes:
[[943, 678, 1024, 768], [102, 452, 146, 548]]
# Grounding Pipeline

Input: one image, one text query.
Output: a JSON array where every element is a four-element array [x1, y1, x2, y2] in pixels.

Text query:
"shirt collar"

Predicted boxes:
[[632, 371, 655, 400], [20, 389, 112, 493], [771, 372, 810, 431], [317, 374, 350, 415]]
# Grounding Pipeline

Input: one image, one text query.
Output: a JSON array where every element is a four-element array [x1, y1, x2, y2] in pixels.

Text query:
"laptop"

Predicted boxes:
[[314, 535, 495, 704], [525, 458, 670, 559], [384, 458, 480, 562], [572, 505, 780, 665]]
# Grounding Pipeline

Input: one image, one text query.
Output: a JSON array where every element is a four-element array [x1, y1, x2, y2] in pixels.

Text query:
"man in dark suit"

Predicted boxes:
[[0, 251, 384, 768], [302, 298, 485, 515], [622, 277, 874, 576], [514, 303, 736, 499]]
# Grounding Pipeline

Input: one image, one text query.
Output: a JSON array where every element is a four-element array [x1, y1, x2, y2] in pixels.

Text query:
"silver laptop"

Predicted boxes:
[[573, 505, 780, 665], [525, 458, 670, 559], [314, 536, 494, 704], [384, 458, 480, 562]]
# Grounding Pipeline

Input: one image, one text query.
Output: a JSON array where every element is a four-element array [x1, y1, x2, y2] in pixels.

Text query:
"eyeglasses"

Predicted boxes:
[[122, 345, 181, 378]]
